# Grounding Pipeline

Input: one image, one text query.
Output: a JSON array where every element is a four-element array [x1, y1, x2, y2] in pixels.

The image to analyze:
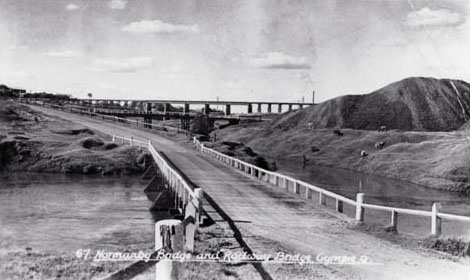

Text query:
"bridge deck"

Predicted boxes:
[[30, 105, 470, 280]]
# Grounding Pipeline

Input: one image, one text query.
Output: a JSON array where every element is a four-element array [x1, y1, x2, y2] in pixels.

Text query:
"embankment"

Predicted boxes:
[[0, 100, 149, 175]]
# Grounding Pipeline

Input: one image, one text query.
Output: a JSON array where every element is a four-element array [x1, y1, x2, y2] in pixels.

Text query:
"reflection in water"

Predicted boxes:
[[273, 159, 470, 236], [0, 173, 165, 251]]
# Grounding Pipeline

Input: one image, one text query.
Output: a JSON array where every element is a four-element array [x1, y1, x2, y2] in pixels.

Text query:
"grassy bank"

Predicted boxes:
[[0, 100, 150, 175], [214, 122, 470, 193]]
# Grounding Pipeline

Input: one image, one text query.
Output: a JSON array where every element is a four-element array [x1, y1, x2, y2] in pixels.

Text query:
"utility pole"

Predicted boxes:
[[312, 90, 315, 104]]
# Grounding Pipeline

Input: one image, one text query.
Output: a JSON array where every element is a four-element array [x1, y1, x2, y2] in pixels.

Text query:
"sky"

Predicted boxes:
[[0, 0, 469, 103]]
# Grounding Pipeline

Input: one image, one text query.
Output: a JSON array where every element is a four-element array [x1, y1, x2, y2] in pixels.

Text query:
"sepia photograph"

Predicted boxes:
[[0, 0, 469, 279]]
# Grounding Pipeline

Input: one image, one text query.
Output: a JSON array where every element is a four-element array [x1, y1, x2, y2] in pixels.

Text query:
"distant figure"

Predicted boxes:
[[378, 125, 387, 132], [360, 150, 368, 158], [375, 141, 385, 149], [302, 154, 310, 169], [333, 129, 343, 136]]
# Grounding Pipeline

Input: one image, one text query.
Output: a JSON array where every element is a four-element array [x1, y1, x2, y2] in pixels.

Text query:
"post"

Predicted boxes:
[[112, 133, 115, 142], [155, 219, 183, 280], [282, 177, 288, 190], [194, 188, 204, 226], [130, 136, 133, 146], [390, 210, 398, 231], [355, 193, 364, 222], [431, 203, 442, 236], [319, 191, 326, 205]]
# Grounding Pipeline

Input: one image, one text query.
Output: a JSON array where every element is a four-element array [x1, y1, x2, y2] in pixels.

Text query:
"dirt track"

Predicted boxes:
[[31, 105, 470, 280]]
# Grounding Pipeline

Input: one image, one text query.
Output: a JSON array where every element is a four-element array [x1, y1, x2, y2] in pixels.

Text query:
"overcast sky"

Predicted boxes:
[[0, 0, 468, 103]]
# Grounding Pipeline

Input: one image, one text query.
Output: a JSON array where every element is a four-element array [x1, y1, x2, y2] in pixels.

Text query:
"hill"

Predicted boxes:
[[271, 77, 470, 132], [214, 77, 470, 193]]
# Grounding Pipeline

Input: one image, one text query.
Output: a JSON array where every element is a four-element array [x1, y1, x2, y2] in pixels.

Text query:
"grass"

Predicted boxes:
[[215, 124, 470, 193]]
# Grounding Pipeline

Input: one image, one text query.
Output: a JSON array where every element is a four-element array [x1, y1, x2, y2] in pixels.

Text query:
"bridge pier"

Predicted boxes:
[[247, 103, 252, 114], [144, 117, 153, 128], [257, 103, 262, 113], [184, 103, 190, 115], [288, 104, 292, 112], [267, 103, 272, 113], [163, 103, 171, 120], [204, 103, 210, 115], [225, 104, 231, 116], [181, 116, 190, 131], [278, 104, 282, 113]]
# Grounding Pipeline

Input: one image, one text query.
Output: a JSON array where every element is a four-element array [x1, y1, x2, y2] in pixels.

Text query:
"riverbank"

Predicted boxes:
[[213, 123, 470, 194], [0, 99, 149, 175]]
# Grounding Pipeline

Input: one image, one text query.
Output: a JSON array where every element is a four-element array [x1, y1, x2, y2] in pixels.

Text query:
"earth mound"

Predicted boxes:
[[271, 77, 470, 132]]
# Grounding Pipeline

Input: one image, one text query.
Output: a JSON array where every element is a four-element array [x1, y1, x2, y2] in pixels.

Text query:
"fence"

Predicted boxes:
[[20, 99, 192, 137], [193, 137, 470, 237], [113, 134, 203, 280]]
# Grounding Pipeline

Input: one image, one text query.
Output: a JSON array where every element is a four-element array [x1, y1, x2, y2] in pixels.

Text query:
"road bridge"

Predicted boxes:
[[19, 102, 470, 280]]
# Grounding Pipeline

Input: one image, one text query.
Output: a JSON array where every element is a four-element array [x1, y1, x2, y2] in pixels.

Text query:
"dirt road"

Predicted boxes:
[[32, 105, 470, 280]]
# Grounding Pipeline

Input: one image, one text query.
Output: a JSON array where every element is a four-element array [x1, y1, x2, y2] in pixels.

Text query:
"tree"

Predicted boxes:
[[87, 93, 93, 99]]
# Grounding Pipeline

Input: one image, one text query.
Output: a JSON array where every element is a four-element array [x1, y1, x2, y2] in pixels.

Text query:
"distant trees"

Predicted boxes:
[[191, 114, 213, 136], [87, 93, 93, 99]]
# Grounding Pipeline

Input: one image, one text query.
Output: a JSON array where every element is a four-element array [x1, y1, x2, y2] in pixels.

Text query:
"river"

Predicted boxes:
[[0, 173, 165, 252], [273, 159, 470, 237]]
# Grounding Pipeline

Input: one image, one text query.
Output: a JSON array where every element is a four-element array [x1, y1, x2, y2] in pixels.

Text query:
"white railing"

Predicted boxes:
[[193, 137, 470, 236], [112, 134, 204, 280], [21, 99, 192, 137], [113, 134, 203, 252]]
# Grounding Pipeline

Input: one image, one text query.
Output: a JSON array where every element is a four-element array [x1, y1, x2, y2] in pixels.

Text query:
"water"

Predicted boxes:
[[0, 173, 164, 252], [272, 159, 470, 237]]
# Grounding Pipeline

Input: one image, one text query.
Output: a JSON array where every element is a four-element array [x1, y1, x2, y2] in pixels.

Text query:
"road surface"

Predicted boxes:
[[32, 105, 470, 280]]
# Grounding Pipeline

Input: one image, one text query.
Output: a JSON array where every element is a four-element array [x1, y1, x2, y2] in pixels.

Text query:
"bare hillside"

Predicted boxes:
[[271, 77, 470, 132]]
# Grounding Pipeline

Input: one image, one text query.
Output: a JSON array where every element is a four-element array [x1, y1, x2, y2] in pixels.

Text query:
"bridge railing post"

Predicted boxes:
[[155, 219, 183, 280], [390, 210, 398, 231], [194, 188, 204, 226], [319, 191, 326, 205], [130, 136, 134, 146], [355, 193, 365, 222], [431, 203, 442, 236], [112, 133, 115, 142]]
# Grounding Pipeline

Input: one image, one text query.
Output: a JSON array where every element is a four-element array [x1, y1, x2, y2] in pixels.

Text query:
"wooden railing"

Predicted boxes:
[[113, 134, 203, 280], [193, 137, 470, 237], [20, 99, 192, 137]]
